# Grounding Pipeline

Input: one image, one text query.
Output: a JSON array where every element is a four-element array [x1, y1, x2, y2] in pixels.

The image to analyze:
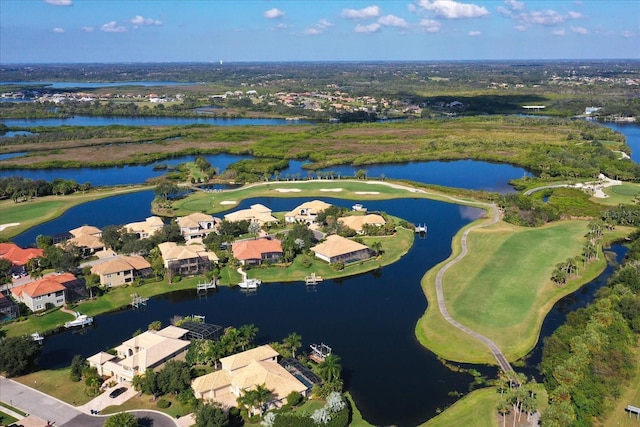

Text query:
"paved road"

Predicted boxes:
[[0, 376, 180, 427], [523, 183, 569, 196]]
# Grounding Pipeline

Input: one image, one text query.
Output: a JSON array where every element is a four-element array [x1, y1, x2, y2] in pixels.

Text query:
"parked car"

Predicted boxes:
[[109, 387, 127, 398], [12, 272, 21, 280]]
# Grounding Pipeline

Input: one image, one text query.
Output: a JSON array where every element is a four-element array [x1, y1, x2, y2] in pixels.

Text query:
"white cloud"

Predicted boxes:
[[567, 11, 583, 19], [528, 10, 566, 26], [622, 30, 635, 38], [552, 29, 566, 36], [101, 21, 126, 33], [355, 23, 381, 33], [505, 0, 524, 11], [514, 24, 526, 31], [378, 15, 409, 28], [44, 0, 72, 5], [571, 26, 588, 34], [419, 18, 442, 32], [80, 26, 94, 32], [264, 8, 284, 19], [468, 30, 481, 36], [305, 19, 333, 35], [130, 15, 162, 26], [415, 0, 489, 19], [341, 5, 381, 20], [273, 23, 288, 30], [53, 27, 65, 33]]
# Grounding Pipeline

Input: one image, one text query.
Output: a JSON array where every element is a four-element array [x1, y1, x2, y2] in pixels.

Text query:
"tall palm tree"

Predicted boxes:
[[317, 354, 342, 383], [283, 332, 302, 358], [238, 324, 258, 351], [497, 400, 510, 427]]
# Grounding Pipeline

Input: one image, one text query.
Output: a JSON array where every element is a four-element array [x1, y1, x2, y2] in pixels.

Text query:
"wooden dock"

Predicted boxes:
[[309, 342, 332, 363]]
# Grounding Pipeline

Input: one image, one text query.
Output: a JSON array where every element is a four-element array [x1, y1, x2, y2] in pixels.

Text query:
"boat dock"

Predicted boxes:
[[309, 342, 332, 363], [131, 293, 149, 308], [415, 224, 427, 233], [197, 279, 217, 293], [304, 272, 323, 286], [31, 332, 44, 344]]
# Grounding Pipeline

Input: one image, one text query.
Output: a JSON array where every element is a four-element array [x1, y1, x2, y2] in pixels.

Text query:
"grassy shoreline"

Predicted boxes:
[[0, 184, 153, 240]]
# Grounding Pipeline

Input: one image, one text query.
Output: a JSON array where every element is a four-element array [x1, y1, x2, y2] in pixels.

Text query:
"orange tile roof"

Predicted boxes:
[[0, 243, 43, 266], [232, 238, 282, 261], [11, 273, 76, 298]]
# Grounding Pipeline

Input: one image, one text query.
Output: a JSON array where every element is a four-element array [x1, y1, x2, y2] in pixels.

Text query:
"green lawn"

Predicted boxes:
[[171, 179, 422, 216], [16, 367, 95, 406], [101, 393, 192, 418], [421, 384, 548, 427], [417, 218, 633, 364], [598, 182, 640, 205]]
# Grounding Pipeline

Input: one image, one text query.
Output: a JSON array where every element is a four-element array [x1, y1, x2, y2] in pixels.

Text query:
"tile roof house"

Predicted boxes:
[[0, 242, 43, 272], [224, 204, 278, 226], [338, 214, 386, 234], [124, 216, 165, 239], [191, 345, 308, 410], [64, 225, 104, 255], [10, 272, 79, 312], [284, 200, 332, 224], [87, 325, 190, 383], [232, 238, 283, 265], [157, 242, 219, 276], [90, 255, 153, 287], [311, 234, 372, 264], [176, 212, 220, 242]]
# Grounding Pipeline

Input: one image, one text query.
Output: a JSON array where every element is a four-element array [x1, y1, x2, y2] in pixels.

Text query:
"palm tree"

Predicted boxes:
[[283, 332, 302, 358], [317, 354, 342, 383], [238, 324, 258, 351], [497, 400, 510, 427], [371, 241, 383, 256]]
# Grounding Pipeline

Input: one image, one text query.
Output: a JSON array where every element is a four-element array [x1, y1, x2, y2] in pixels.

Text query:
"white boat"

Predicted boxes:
[[238, 278, 261, 289], [352, 203, 367, 211], [64, 312, 94, 328], [31, 332, 44, 343]]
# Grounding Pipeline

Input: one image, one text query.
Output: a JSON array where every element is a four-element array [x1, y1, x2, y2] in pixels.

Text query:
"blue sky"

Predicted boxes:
[[1, 0, 638, 63]]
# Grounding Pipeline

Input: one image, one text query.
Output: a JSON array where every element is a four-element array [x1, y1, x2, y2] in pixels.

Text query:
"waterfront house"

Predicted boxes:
[[338, 214, 386, 234], [65, 225, 104, 256], [0, 242, 42, 275], [232, 238, 283, 265], [176, 212, 220, 242], [157, 242, 218, 277], [124, 216, 165, 239], [191, 344, 308, 409], [284, 200, 332, 224], [87, 325, 190, 383], [90, 255, 153, 287], [311, 235, 372, 264], [224, 204, 278, 226], [10, 272, 79, 312]]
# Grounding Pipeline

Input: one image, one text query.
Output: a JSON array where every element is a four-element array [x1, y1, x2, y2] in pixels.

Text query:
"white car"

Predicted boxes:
[[12, 272, 21, 280]]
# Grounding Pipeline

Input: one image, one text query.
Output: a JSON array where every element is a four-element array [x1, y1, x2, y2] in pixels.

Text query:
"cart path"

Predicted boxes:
[[433, 202, 514, 373]]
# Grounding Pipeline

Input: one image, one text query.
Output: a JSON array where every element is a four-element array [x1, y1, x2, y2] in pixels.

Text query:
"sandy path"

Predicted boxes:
[[0, 222, 20, 231]]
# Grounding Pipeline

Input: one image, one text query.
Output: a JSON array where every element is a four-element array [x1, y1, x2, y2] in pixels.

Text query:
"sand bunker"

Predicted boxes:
[[0, 222, 19, 231], [354, 191, 380, 195], [220, 201, 237, 205], [276, 188, 302, 193], [320, 188, 343, 192]]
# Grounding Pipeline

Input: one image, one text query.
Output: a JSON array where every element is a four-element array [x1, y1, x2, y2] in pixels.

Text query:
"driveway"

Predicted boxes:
[[0, 376, 182, 427]]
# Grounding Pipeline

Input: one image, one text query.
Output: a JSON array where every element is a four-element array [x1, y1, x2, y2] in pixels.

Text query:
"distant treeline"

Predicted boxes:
[[0, 176, 90, 201]]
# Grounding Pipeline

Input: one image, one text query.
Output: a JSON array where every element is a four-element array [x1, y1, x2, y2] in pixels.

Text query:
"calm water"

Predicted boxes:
[[602, 122, 640, 162], [0, 156, 526, 193], [31, 196, 486, 426], [0, 116, 312, 127]]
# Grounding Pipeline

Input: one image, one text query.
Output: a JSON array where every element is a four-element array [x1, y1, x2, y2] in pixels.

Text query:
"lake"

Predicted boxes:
[[602, 122, 640, 162], [28, 195, 487, 426], [0, 116, 312, 127]]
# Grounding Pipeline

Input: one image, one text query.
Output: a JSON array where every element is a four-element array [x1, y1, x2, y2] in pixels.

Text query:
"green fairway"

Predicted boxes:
[[598, 182, 640, 205], [417, 218, 633, 364]]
